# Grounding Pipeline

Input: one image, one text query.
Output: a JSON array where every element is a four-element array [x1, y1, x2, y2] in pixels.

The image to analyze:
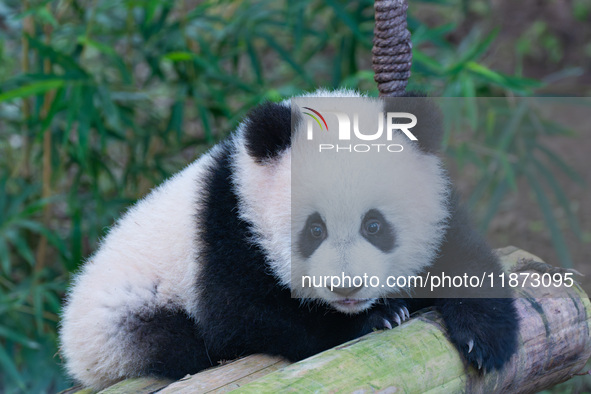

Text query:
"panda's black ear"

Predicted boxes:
[[243, 102, 294, 163], [384, 92, 443, 154]]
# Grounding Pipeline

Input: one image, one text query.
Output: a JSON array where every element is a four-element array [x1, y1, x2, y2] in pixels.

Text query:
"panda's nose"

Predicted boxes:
[[329, 284, 362, 297]]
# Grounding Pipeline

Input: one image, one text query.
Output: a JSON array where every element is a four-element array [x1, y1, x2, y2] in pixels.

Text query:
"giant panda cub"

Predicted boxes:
[[60, 90, 519, 390]]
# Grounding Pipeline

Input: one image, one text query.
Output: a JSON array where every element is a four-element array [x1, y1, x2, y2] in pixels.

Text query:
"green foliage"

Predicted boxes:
[[573, 0, 591, 21], [0, 179, 68, 392], [0, 0, 583, 392], [516, 21, 563, 65]]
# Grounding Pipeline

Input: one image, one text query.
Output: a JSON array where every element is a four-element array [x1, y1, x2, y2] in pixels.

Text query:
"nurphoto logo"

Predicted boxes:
[[302, 107, 418, 153], [302, 107, 329, 132]]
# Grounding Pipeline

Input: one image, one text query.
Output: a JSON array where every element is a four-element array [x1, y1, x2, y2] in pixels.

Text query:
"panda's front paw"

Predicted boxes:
[[440, 298, 519, 372], [360, 299, 410, 335]]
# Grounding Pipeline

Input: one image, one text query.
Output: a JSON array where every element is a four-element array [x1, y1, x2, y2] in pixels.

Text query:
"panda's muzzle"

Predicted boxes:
[[328, 284, 363, 297]]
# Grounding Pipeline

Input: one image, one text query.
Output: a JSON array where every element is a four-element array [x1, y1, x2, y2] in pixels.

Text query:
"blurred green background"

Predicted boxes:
[[0, 0, 589, 392]]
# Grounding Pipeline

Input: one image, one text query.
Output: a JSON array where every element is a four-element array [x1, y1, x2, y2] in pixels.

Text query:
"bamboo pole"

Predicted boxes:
[[34, 3, 57, 275]]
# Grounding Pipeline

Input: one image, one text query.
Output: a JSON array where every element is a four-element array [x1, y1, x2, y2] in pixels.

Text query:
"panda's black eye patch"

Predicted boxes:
[[298, 212, 327, 259], [361, 209, 395, 252]]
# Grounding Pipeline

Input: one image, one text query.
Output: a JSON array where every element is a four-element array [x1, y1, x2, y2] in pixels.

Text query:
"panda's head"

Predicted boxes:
[[234, 90, 450, 315]]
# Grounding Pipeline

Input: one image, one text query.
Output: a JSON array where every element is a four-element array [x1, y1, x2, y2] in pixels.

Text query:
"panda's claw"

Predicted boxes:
[[397, 309, 406, 322], [383, 319, 393, 330], [393, 313, 402, 326], [467, 339, 474, 354], [402, 306, 410, 320], [477, 357, 483, 370]]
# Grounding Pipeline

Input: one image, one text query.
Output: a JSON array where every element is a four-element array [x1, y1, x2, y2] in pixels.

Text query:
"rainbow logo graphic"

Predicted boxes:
[[302, 107, 328, 132]]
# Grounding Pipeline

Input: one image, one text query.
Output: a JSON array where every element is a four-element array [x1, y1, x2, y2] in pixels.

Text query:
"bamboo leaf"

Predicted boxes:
[[497, 101, 527, 152], [6, 232, 35, 266], [466, 169, 495, 211], [197, 104, 213, 144], [466, 62, 543, 92], [70, 206, 83, 271], [0, 239, 10, 275], [500, 155, 517, 191], [531, 157, 582, 239], [324, 0, 371, 46], [26, 35, 87, 76], [76, 87, 94, 162], [0, 80, 65, 102], [479, 178, 509, 232], [97, 86, 122, 130], [167, 100, 185, 141], [0, 326, 39, 349], [32, 283, 44, 335], [412, 50, 444, 76], [18, 220, 71, 262], [258, 32, 314, 86], [535, 142, 585, 185], [0, 345, 25, 390], [525, 166, 574, 268], [246, 39, 263, 85], [162, 51, 195, 62], [446, 29, 499, 76]]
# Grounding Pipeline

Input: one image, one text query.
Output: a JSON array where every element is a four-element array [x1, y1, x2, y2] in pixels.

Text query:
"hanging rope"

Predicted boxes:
[[372, 0, 412, 97]]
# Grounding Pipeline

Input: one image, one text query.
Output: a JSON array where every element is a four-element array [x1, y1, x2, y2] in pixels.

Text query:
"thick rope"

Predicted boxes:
[[373, 0, 412, 97]]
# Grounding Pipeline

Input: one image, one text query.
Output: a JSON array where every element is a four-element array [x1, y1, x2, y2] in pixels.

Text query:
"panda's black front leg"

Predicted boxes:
[[267, 300, 413, 360], [437, 298, 519, 371], [273, 299, 413, 359], [357, 298, 412, 336], [206, 299, 414, 364]]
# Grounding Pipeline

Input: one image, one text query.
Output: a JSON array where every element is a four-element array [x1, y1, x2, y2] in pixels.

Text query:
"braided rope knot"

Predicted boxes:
[[373, 0, 412, 97]]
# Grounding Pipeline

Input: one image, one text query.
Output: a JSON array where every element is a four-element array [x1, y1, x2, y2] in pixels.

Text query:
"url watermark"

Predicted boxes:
[[301, 271, 575, 293]]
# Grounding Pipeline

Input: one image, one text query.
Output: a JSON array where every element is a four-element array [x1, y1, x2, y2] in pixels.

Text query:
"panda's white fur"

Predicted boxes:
[[60, 89, 518, 390], [60, 151, 219, 387]]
